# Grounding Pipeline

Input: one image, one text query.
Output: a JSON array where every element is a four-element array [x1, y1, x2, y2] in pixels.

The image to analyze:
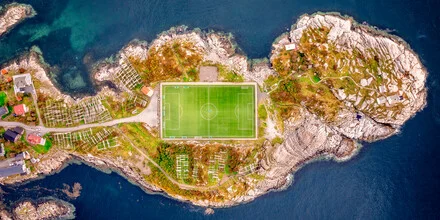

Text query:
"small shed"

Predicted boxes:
[[141, 86, 154, 97], [376, 96, 387, 105], [0, 106, 9, 117], [13, 127, 24, 135], [285, 43, 296, 51]]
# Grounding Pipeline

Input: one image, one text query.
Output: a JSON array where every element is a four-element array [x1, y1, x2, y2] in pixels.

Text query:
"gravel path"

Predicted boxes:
[[0, 92, 160, 134]]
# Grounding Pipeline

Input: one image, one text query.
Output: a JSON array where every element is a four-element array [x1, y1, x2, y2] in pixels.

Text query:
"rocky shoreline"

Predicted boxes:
[[0, 197, 75, 220], [0, 3, 35, 37], [245, 13, 427, 205], [0, 12, 428, 208]]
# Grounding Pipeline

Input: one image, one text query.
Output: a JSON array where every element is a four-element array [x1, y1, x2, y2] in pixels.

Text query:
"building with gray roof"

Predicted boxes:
[[0, 106, 8, 117], [13, 73, 35, 95]]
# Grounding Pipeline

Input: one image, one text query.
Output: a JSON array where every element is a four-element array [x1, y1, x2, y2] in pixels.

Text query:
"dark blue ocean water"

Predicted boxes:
[[1, 0, 440, 219]]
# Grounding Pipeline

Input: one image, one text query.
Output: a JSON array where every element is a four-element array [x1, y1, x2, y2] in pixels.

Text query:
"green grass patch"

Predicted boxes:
[[218, 66, 244, 82], [33, 140, 52, 154], [258, 104, 267, 120], [271, 136, 284, 145], [0, 92, 7, 106], [312, 75, 321, 83]]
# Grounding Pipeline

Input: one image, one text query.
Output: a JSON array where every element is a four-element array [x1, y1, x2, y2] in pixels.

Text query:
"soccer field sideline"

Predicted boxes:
[[160, 82, 258, 140]]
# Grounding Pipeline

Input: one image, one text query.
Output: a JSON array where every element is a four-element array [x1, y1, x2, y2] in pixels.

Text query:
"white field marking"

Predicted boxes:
[[247, 103, 253, 120], [200, 103, 218, 120], [161, 82, 257, 86], [208, 86, 210, 137], [160, 84, 163, 138], [237, 93, 252, 131], [164, 103, 171, 120], [164, 93, 181, 131], [234, 105, 239, 119]]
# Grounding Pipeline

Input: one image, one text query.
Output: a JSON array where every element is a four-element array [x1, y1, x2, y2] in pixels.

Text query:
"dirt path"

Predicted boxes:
[[117, 127, 231, 191]]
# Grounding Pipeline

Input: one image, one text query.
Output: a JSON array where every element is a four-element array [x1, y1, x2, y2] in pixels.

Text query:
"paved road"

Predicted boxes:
[[0, 96, 159, 134]]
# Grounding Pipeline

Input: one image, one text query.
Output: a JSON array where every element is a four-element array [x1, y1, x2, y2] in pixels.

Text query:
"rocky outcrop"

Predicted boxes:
[[251, 13, 427, 203], [1, 48, 75, 102], [9, 198, 75, 220], [1, 48, 118, 106], [72, 153, 162, 193], [152, 28, 275, 85], [288, 13, 427, 126], [0, 150, 71, 185], [0, 3, 35, 36], [94, 40, 149, 82], [94, 27, 274, 85], [269, 13, 428, 142], [234, 109, 359, 203]]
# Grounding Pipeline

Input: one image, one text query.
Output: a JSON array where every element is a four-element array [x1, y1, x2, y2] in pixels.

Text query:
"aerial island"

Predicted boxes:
[[0, 2, 427, 211]]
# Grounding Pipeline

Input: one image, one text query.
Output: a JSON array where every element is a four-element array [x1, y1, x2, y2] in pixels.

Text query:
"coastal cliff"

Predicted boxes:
[[0, 198, 75, 220], [0, 12, 428, 208], [0, 3, 35, 36]]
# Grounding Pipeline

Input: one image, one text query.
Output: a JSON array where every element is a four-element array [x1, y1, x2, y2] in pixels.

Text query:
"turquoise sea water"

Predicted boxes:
[[1, 0, 440, 219]]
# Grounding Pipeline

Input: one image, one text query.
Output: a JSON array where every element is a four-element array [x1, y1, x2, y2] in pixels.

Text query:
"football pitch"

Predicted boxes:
[[161, 83, 257, 139]]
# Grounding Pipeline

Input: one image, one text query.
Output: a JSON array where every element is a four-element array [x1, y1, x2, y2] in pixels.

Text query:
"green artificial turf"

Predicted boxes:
[[161, 83, 256, 139]]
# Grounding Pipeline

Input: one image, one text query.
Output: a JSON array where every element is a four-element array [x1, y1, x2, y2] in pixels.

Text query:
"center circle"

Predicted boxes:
[[200, 103, 218, 120]]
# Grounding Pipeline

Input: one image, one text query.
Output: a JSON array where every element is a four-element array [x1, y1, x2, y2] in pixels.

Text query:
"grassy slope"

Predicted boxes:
[[32, 140, 52, 154]]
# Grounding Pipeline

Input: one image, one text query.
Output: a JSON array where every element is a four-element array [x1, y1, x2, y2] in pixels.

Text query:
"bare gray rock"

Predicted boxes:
[[0, 3, 35, 36]]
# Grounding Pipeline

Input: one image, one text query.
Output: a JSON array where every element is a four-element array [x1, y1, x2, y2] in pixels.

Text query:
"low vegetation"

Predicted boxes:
[[217, 64, 244, 82], [129, 40, 203, 83], [270, 26, 404, 122]]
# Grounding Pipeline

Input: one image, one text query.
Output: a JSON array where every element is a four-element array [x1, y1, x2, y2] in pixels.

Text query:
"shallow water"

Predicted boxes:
[[1, 0, 440, 219]]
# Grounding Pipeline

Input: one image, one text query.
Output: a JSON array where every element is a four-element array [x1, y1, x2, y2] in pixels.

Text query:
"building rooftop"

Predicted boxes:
[[28, 134, 45, 145], [4, 130, 19, 143], [0, 106, 9, 117], [141, 86, 154, 97], [13, 127, 24, 135], [0, 152, 29, 168], [13, 104, 27, 116], [13, 74, 34, 94], [285, 43, 296, 51], [0, 163, 26, 178]]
